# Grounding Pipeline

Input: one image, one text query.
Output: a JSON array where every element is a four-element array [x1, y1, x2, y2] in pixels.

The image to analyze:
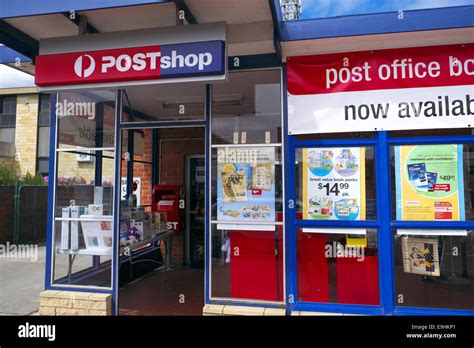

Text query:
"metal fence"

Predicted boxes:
[[13, 185, 48, 244]]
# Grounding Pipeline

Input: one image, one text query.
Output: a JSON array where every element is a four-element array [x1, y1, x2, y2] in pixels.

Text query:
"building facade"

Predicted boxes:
[[1, 1, 473, 316], [0, 87, 50, 177]]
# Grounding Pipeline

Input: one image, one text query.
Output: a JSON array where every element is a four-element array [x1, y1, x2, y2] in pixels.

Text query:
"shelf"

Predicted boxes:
[[120, 230, 172, 254], [55, 216, 113, 222], [56, 230, 171, 257], [57, 248, 112, 256]]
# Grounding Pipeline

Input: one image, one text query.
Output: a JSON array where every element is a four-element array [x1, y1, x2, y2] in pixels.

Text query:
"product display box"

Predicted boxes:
[[60, 207, 71, 250], [70, 206, 85, 250]]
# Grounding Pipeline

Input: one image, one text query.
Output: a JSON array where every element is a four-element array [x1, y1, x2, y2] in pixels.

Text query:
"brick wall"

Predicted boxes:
[[158, 127, 205, 264], [0, 92, 39, 176], [14, 94, 39, 176], [39, 290, 112, 316]]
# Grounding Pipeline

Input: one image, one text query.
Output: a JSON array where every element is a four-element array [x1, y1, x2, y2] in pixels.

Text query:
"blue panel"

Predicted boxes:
[[204, 84, 211, 304], [282, 64, 295, 315], [0, 45, 31, 63], [280, 6, 474, 41], [294, 301, 385, 315], [376, 131, 395, 315], [44, 94, 57, 290], [0, 0, 172, 19], [394, 306, 474, 316], [112, 90, 123, 315]]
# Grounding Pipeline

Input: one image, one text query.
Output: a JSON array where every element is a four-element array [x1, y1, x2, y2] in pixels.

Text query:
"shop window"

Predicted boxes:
[[57, 91, 116, 149], [53, 150, 115, 287], [295, 147, 377, 220], [393, 229, 474, 310], [51, 90, 117, 289], [121, 83, 205, 123], [210, 69, 284, 302], [211, 69, 282, 144], [390, 144, 474, 221], [210, 224, 284, 301], [297, 228, 379, 305]]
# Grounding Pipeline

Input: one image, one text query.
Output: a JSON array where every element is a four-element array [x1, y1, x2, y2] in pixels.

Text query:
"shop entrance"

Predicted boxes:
[[118, 124, 206, 316]]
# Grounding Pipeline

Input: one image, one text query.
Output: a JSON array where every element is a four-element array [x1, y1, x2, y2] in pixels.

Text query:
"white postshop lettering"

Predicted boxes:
[[93, 50, 213, 75]]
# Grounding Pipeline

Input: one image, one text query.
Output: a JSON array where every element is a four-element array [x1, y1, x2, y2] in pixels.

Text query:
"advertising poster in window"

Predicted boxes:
[[217, 147, 275, 222], [302, 147, 366, 220], [395, 144, 465, 221], [401, 237, 440, 277]]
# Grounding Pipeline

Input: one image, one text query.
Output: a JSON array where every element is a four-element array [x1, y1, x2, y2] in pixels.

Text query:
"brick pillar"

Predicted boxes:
[[39, 290, 112, 316], [14, 94, 39, 176]]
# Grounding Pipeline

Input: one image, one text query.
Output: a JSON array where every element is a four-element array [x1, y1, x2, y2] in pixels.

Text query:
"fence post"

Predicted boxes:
[[13, 181, 20, 245]]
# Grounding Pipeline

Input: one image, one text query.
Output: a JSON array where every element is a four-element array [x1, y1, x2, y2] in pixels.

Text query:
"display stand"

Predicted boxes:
[[57, 229, 172, 285]]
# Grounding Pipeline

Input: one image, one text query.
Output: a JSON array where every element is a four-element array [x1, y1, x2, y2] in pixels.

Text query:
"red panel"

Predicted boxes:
[[336, 255, 379, 305], [229, 230, 283, 301], [287, 43, 474, 95], [297, 232, 329, 302], [35, 45, 161, 86]]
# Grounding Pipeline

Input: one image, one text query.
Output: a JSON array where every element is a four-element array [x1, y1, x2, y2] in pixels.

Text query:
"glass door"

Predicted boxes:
[[186, 155, 206, 268]]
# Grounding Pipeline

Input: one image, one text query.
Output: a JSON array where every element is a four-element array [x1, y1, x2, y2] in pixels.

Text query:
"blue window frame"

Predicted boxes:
[[286, 125, 474, 315]]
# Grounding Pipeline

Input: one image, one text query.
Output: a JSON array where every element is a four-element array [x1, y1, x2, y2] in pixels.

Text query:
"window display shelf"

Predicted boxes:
[[119, 229, 171, 255], [57, 248, 112, 256], [55, 216, 114, 222]]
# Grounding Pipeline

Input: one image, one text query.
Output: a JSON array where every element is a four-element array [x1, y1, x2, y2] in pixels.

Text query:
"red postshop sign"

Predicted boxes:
[[35, 40, 225, 87], [36, 45, 162, 86]]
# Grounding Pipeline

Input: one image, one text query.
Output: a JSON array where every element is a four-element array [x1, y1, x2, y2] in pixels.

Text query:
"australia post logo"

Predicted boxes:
[[74, 54, 96, 78], [35, 40, 225, 87]]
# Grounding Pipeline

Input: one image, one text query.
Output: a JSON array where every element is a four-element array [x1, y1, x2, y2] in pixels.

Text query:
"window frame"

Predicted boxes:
[[287, 130, 474, 316], [208, 67, 287, 305], [0, 95, 17, 128], [37, 94, 51, 175], [388, 132, 474, 315]]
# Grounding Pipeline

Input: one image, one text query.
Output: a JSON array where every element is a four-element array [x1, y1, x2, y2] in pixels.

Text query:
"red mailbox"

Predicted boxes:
[[152, 185, 182, 231]]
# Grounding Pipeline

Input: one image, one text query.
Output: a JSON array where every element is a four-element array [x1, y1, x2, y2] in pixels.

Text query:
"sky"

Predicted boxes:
[[0, 44, 35, 88], [1, 0, 474, 87], [300, 0, 474, 19], [0, 64, 35, 88]]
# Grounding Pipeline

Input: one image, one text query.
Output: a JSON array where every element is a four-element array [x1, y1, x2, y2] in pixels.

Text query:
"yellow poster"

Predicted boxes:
[[395, 144, 465, 221]]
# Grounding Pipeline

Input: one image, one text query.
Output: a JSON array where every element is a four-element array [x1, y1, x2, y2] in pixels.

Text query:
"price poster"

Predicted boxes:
[[217, 147, 275, 222], [302, 147, 366, 220], [395, 144, 465, 221]]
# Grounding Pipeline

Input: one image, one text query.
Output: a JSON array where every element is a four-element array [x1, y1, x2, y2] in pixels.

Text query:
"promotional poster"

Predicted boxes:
[[217, 147, 276, 222], [395, 144, 465, 221], [302, 147, 366, 221]]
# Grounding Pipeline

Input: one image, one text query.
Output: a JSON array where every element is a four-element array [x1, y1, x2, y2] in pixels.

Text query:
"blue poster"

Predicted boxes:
[[217, 147, 275, 222]]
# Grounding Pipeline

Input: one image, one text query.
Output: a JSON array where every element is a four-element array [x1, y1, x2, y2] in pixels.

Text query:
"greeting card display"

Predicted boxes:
[[401, 237, 440, 277]]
